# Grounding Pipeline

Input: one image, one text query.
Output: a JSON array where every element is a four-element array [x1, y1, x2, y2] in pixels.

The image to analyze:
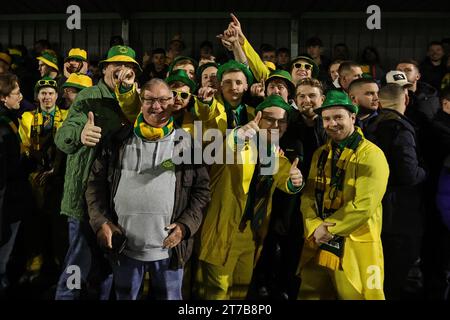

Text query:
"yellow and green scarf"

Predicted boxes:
[[133, 112, 174, 141], [313, 128, 363, 271]]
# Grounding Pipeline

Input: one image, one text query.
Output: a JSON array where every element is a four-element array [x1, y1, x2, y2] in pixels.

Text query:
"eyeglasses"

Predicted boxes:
[[141, 96, 173, 105], [293, 62, 313, 71], [171, 90, 193, 100], [261, 116, 288, 126], [37, 79, 57, 87]]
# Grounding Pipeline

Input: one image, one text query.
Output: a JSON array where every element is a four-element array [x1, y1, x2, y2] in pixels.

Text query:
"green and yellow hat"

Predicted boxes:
[[99, 45, 142, 72], [0, 52, 11, 65], [256, 94, 293, 119], [265, 69, 296, 98], [165, 69, 197, 92], [314, 90, 358, 115], [34, 76, 58, 94], [62, 73, 93, 91], [37, 50, 59, 71], [217, 60, 254, 86], [289, 55, 319, 79], [65, 48, 87, 62]]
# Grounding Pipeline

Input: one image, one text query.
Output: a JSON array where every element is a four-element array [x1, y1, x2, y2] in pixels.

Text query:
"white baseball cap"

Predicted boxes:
[[385, 70, 413, 88]]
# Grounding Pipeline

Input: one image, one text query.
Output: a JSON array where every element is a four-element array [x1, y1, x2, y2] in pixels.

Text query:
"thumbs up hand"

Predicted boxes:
[[81, 111, 102, 147], [236, 111, 262, 140], [289, 157, 303, 187]]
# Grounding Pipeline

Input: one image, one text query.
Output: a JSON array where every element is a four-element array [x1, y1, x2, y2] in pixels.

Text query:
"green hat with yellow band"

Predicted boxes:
[[99, 45, 142, 72], [62, 73, 93, 91], [37, 50, 59, 71]]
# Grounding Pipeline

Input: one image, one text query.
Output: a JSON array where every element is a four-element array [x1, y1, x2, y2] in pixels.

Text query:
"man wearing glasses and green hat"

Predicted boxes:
[[297, 90, 389, 300], [54, 45, 142, 300], [195, 94, 304, 300]]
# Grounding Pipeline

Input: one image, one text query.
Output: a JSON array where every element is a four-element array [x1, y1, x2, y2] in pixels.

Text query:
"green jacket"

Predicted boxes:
[[54, 79, 140, 220]]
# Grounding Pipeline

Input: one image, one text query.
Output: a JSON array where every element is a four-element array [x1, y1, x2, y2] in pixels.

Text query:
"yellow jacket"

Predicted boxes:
[[195, 95, 255, 136], [298, 135, 389, 298], [19, 107, 68, 155], [241, 37, 271, 83], [198, 130, 299, 266]]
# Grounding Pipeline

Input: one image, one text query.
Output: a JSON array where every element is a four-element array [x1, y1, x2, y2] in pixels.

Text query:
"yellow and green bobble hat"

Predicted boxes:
[[265, 69, 296, 98], [37, 50, 59, 71], [256, 94, 293, 120], [217, 60, 254, 86], [62, 73, 93, 91], [64, 48, 87, 62], [314, 90, 359, 115], [99, 45, 142, 73], [165, 69, 197, 92]]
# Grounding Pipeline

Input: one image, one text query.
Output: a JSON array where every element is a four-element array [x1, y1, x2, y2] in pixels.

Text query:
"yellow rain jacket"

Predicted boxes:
[[298, 135, 389, 299]]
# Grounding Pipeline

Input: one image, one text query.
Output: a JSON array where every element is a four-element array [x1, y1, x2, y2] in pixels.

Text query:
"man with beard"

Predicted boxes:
[[195, 95, 304, 300], [297, 90, 389, 300], [54, 45, 142, 300], [348, 78, 380, 133]]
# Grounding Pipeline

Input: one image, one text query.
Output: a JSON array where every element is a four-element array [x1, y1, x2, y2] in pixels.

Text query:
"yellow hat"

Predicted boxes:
[[65, 48, 87, 62], [62, 73, 93, 90], [0, 52, 12, 65], [264, 60, 276, 71]]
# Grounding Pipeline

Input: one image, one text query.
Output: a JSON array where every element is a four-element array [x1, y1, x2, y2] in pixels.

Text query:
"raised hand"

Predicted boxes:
[[197, 86, 217, 102], [237, 111, 262, 140], [250, 82, 265, 97], [81, 111, 102, 147], [117, 66, 135, 88]]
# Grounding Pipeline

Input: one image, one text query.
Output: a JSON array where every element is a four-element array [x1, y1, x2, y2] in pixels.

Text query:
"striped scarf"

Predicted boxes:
[[313, 128, 363, 271], [30, 107, 63, 152], [133, 112, 174, 141]]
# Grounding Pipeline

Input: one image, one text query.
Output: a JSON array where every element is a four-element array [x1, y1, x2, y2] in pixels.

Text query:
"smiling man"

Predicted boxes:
[[85, 78, 210, 300], [297, 90, 389, 300]]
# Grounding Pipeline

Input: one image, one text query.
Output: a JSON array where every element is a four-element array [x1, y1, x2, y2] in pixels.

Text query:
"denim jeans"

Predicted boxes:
[[113, 255, 183, 300], [55, 217, 113, 300], [0, 221, 21, 290]]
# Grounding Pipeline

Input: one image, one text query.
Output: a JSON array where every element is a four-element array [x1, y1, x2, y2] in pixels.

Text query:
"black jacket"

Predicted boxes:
[[85, 125, 210, 269], [366, 109, 427, 236], [406, 81, 440, 130], [0, 103, 32, 244]]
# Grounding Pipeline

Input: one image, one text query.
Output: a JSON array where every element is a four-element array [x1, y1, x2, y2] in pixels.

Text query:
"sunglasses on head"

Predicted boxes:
[[294, 62, 313, 70], [38, 79, 57, 86], [171, 90, 192, 100]]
